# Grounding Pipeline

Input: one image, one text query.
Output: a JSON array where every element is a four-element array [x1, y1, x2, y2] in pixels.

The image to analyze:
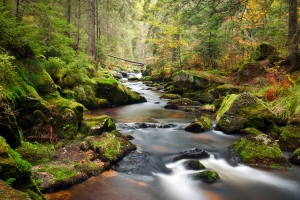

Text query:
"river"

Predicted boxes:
[[46, 78, 300, 200]]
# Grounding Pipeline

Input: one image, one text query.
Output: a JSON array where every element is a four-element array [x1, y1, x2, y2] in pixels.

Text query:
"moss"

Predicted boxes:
[[212, 84, 241, 98], [37, 164, 77, 182], [81, 115, 116, 136], [0, 114, 21, 149], [289, 148, 300, 164], [0, 180, 30, 200], [191, 170, 219, 183], [160, 93, 182, 99], [240, 128, 264, 135], [278, 125, 300, 151], [233, 134, 291, 170], [237, 62, 265, 83]]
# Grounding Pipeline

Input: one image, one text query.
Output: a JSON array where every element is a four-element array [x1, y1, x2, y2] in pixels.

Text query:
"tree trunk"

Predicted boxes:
[[14, 0, 22, 21], [288, 0, 299, 72], [87, 0, 95, 58], [76, 0, 81, 53], [67, 0, 71, 24]]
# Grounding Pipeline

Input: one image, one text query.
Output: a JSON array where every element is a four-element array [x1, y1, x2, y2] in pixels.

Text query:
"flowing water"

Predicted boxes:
[[46, 78, 300, 200]]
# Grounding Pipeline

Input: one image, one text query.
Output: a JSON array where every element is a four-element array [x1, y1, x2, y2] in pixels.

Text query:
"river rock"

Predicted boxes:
[[160, 93, 182, 99], [198, 93, 215, 104], [216, 93, 276, 133], [190, 170, 219, 183], [80, 115, 116, 136], [228, 134, 291, 170], [183, 160, 206, 170], [164, 98, 201, 109], [0, 180, 30, 200], [278, 124, 300, 151], [185, 116, 212, 133], [80, 130, 136, 163], [170, 148, 210, 162], [212, 84, 241, 98], [288, 148, 300, 164], [112, 150, 171, 175]]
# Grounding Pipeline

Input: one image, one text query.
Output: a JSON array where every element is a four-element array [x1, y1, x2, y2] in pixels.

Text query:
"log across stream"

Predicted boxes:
[[46, 78, 300, 200]]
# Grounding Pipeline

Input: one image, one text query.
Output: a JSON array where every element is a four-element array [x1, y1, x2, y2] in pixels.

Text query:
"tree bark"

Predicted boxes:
[[14, 0, 22, 21], [288, 0, 299, 72], [87, 0, 95, 58], [76, 0, 81, 52], [67, 0, 71, 24]]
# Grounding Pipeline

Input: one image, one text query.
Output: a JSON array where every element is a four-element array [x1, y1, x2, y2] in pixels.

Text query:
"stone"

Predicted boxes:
[[183, 160, 206, 170], [190, 170, 219, 183], [170, 148, 210, 162], [288, 148, 300, 164], [81, 115, 116, 136], [238, 62, 265, 83], [185, 116, 212, 133]]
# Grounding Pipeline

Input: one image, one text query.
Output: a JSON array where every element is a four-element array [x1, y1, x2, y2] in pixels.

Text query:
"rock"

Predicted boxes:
[[81, 115, 116, 136], [238, 62, 265, 83], [228, 134, 291, 170], [269, 55, 286, 66], [216, 93, 276, 133], [288, 148, 300, 164], [278, 124, 300, 151], [113, 71, 123, 80], [0, 180, 30, 200], [80, 130, 136, 163], [170, 148, 210, 162], [190, 170, 219, 183], [160, 93, 182, 99], [212, 84, 241, 98], [164, 98, 201, 109], [125, 134, 134, 140], [185, 116, 212, 133], [0, 114, 21, 149], [183, 160, 206, 170], [239, 127, 264, 135], [199, 104, 216, 112], [198, 93, 215, 104], [255, 43, 277, 60], [112, 150, 171, 175]]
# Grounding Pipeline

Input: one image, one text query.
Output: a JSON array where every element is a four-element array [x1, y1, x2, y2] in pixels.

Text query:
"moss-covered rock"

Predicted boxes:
[[216, 93, 275, 133], [81, 115, 116, 136], [160, 93, 182, 99], [288, 148, 300, 164], [164, 98, 201, 109], [278, 124, 300, 151], [0, 180, 30, 200], [268, 55, 286, 67], [239, 127, 264, 135], [255, 43, 277, 60], [183, 160, 206, 170], [212, 84, 241, 98], [0, 136, 46, 199], [80, 130, 136, 163], [94, 77, 146, 105], [0, 114, 21, 149], [198, 93, 215, 104], [185, 116, 212, 133], [229, 134, 291, 170], [172, 70, 224, 91], [238, 62, 265, 83], [199, 104, 216, 112], [190, 170, 219, 183]]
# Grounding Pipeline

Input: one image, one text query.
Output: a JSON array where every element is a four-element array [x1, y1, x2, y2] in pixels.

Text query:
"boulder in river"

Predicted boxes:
[[164, 98, 201, 109], [81, 115, 116, 136], [183, 160, 206, 170], [190, 170, 220, 183], [278, 124, 300, 151], [228, 134, 291, 170], [216, 92, 276, 133], [185, 116, 212, 133], [288, 148, 300, 164], [170, 148, 210, 162]]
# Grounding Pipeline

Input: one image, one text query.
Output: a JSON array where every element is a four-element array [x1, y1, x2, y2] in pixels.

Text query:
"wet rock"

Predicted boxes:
[[164, 98, 201, 110], [157, 123, 172, 128], [125, 134, 134, 140], [278, 124, 300, 151], [190, 170, 219, 183], [185, 116, 212, 133], [183, 160, 206, 170], [239, 127, 264, 135], [198, 93, 215, 104], [137, 122, 149, 128], [81, 115, 116, 136], [216, 93, 276, 133], [170, 148, 210, 162], [228, 134, 291, 170], [112, 150, 171, 175], [288, 148, 300, 164]]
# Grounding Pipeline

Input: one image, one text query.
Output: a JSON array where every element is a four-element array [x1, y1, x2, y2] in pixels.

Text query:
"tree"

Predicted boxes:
[[288, 0, 299, 72], [87, 0, 95, 58]]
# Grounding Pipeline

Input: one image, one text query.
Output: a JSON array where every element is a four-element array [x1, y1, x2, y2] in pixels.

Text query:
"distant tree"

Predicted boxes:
[[87, 0, 95, 58], [288, 0, 299, 72]]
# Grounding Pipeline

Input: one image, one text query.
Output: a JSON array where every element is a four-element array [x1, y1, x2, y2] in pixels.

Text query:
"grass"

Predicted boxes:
[[36, 164, 76, 182]]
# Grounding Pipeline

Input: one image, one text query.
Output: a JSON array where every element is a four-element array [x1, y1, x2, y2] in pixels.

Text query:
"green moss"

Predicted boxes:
[[240, 128, 264, 135], [191, 170, 219, 183], [160, 93, 182, 99], [278, 125, 300, 151], [8, 149, 32, 178], [37, 164, 77, 182], [81, 115, 116, 136], [216, 94, 238, 122]]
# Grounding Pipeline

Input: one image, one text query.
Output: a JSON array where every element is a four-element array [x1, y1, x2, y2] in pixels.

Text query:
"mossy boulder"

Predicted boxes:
[[0, 136, 45, 199], [239, 127, 264, 135], [212, 84, 241, 98], [269, 55, 286, 67], [0, 180, 30, 200], [81, 115, 116, 136], [80, 130, 136, 163], [199, 104, 216, 112], [160, 93, 182, 99], [288, 148, 300, 164], [229, 134, 291, 170], [255, 43, 277, 60], [190, 170, 219, 183], [164, 98, 201, 109], [198, 93, 215, 104], [238, 62, 265, 83], [185, 116, 212, 133], [94, 77, 146, 105], [172, 70, 224, 91], [278, 124, 300, 151], [0, 114, 21, 149], [216, 93, 275, 133], [183, 160, 206, 170]]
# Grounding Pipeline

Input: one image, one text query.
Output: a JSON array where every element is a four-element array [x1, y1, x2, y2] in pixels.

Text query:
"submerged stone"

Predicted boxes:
[[170, 148, 210, 162], [183, 160, 206, 170]]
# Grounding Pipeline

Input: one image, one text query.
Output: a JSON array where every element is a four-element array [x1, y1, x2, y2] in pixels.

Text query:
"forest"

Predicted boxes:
[[1, 0, 300, 199]]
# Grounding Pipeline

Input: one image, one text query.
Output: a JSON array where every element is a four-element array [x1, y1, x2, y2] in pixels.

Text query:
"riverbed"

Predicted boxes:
[[46, 80, 300, 200]]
